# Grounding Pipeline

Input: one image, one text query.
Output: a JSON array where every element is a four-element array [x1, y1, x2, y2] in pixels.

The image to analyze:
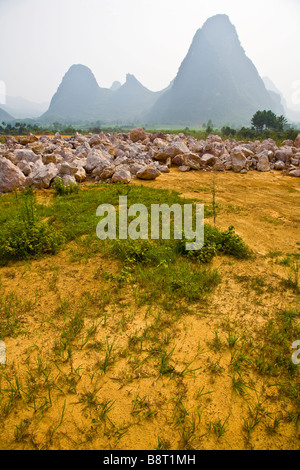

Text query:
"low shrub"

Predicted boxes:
[[109, 238, 175, 266], [0, 189, 63, 264], [0, 219, 62, 264], [53, 177, 79, 196], [177, 225, 252, 262]]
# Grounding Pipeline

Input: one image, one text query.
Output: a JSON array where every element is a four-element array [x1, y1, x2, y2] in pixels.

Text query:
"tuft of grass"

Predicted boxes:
[[282, 262, 299, 293], [101, 338, 116, 373], [0, 188, 62, 264], [135, 260, 221, 304], [178, 225, 252, 263], [52, 177, 79, 196], [212, 415, 230, 439]]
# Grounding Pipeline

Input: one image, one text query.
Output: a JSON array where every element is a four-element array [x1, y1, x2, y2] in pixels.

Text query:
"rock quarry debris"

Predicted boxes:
[[0, 128, 300, 193]]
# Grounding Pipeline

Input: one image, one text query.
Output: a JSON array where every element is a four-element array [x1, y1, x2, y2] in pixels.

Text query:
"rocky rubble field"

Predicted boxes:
[[1, 127, 300, 193]]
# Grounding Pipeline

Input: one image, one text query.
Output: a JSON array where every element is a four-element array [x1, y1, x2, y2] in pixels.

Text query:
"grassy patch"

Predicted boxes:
[[0, 189, 62, 264], [0, 184, 251, 268]]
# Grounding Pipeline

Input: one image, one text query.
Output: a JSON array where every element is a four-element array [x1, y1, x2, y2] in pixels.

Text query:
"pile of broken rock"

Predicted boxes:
[[0, 128, 299, 193]]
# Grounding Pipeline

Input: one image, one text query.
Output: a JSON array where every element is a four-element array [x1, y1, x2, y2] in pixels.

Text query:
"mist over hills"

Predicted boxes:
[[1, 96, 48, 119], [263, 76, 300, 123], [147, 15, 280, 126], [100, 73, 164, 122], [0, 107, 14, 122], [43, 64, 111, 122], [38, 15, 291, 127]]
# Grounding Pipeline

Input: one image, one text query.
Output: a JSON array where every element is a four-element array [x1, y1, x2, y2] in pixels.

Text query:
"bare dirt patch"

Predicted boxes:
[[0, 170, 299, 450]]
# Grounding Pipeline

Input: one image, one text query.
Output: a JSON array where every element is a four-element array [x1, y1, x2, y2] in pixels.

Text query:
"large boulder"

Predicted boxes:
[[136, 165, 161, 180], [19, 133, 38, 145], [88, 134, 102, 147], [274, 149, 290, 163], [42, 153, 64, 165], [234, 146, 255, 158], [154, 141, 189, 162], [182, 153, 204, 170], [172, 154, 185, 166], [274, 161, 286, 171], [25, 161, 58, 189], [149, 131, 165, 142], [190, 140, 206, 154], [84, 149, 111, 173], [289, 169, 300, 177], [274, 146, 294, 162], [200, 153, 217, 166], [0, 157, 26, 192], [213, 159, 225, 171], [157, 165, 170, 173], [129, 163, 145, 176], [111, 169, 131, 184], [5, 136, 18, 148], [76, 142, 91, 159], [206, 134, 223, 144], [14, 149, 41, 164], [257, 154, 271, 172], [294, 134, 300, 148], [53, 132, 62, 143], [74, 132, 88, 144], [152, 138, 167, 149], [92, 158, 116, 177], [129, 128, 148, 143], [61, 175, 77, 186], [290, 156, 300, 166], [74, 167, 86, 182], [231, 148, 246, 172], [178, 165, 191, 172], [97, 164, 116, 179], [17, 160, 34, 176], [56, 159, 86, 183], [58, 160, 80, 176]]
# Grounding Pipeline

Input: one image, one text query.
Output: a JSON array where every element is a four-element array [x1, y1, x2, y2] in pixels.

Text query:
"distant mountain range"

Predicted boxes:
[[41, 65, 169, 124], [2, 96, 49, 119], [147, 15, 284, 127], [5, 14, 299, 127], [263, 77, 300, 123], [0, 107, 14, 122]]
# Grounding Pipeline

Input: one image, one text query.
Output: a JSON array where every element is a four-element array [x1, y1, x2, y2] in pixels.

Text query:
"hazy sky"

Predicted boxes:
[[1, 0, 300, 109]]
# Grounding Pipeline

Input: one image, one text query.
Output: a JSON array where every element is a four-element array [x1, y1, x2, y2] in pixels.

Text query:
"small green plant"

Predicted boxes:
[[52, 177, 79, 196], [110, 238, 174, 266], [265, 416, 281, 435], [102, 338, 115, 373], [178, 225, 252, 263], [155, 436, 171, 450], [14, 419, 30, 442], [212, 415, 230, 439], [207, 331, 223, 352], [159, 347, 176, 375], [131, 394, 157, 419], [232, 376, 254, 396], [226, 330, 240, 349], [218, 226, 252, 259], [243, 404, 262, 439], [0, 189, 62, 264], [282, 262, 299, 293]]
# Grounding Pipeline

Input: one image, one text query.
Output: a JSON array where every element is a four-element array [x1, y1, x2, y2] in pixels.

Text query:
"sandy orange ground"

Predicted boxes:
[[0, 169, 299, 450]]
